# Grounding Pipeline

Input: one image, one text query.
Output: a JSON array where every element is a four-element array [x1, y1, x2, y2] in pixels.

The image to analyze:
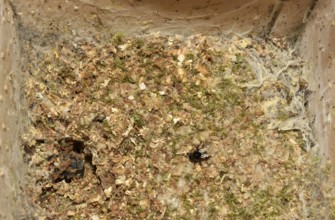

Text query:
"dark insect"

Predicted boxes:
[[188, 146, 211, 164], [52, 156, 85, 183], [49, 137, 86, 183]]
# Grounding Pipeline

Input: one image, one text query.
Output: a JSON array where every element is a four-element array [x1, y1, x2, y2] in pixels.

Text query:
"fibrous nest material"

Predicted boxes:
[[22, 32, 334, 219]]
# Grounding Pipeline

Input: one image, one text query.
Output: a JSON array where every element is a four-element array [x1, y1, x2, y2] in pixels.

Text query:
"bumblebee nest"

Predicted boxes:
[[22, 32, 334, 219]]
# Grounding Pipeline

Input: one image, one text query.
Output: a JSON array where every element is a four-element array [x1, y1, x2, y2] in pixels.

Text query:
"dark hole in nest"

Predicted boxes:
[[84, 152, 97, 175], [23, 144, 34, 155], [58, 137, 85, 153], [72, 140, 85, 153], [39, 186, 56, 202], [36, 139, 45, 144]]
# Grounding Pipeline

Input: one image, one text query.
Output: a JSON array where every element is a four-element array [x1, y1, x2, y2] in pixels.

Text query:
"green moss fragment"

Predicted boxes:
[[112, 33, 124, 45], [113, 57, 127, 71], [131, 112, 145, 128], [225, 191, 238, 207]]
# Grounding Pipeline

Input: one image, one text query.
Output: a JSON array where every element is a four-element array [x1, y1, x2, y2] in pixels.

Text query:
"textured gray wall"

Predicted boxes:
[[300, 0, 335, 190], [0, 0, 26, 219]]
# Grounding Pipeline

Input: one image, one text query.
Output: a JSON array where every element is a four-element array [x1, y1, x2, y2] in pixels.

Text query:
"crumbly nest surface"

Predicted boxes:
[[22, 33, 333, 219]]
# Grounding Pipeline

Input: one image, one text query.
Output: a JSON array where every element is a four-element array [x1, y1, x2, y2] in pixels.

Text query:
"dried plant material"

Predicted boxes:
[[22, 32, 334, 219]]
